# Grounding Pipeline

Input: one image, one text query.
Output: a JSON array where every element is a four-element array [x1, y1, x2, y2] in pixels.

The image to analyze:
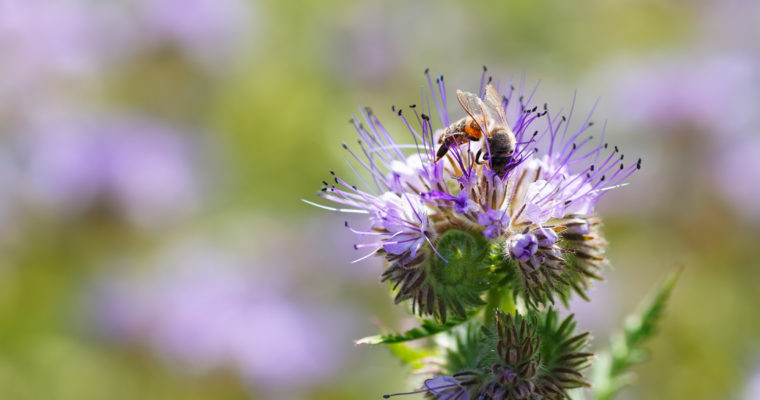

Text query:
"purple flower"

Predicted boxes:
[[310, 68, 637, 307], [135, 0, 253, 67], [0, 1, 133, 103], [424, 190, 479, 214], [603, 53, 758, 134], [712, 137, 760, 221], [508, 233, 538, 261], [478, 208, 510, 239], [21, 115, 201, 228], [92, 237, 351, 390], [383, 375, 467, 400]]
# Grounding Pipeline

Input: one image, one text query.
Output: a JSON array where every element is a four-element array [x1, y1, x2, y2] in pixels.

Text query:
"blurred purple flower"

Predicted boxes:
[[93, 239, 351, 390], [0, 1, 132, 101], [604, 53, 758, 135], [135, 0, 254, 67], [21, 116, 201, 228], [744, 363, 760, 400], [712, 137, 760, 221]]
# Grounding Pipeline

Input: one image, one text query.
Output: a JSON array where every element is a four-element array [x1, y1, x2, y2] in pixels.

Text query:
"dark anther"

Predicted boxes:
[[510, 85, 515, 90], [439, 75, 444, 81], [483, 65, 488, 71], [588, 122, 594, 126], [487, 76, 493, 83], [562, 115, 566, 121], [519, 95, 524, 102], [409, 104, 416, 108], [590, 165, 595, 171], [531, 106, 537, 112], [321, 188, 327, 192], [344, 221, 349, 227], [397, 109, 403, 116], [391, 105, 395, 112], [342, 143, 348, 149], [322, 181, 328, 186], [424, 67, 430, 74], [600, 175, 606, 181], [572, 143, 577, 150], [620, 164, 624, 170], [352, 185, 358, 190], [329, 170, 335, 175], [334, 177, 339, 184], [604, 143, 608, 148], [543, 103, 547, 110], [614, 145, 619, 152], [620, 154, 625, 160]]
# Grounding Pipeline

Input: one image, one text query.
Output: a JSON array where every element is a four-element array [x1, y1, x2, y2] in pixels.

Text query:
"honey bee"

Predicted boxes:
[[435, 84, 516, 176]]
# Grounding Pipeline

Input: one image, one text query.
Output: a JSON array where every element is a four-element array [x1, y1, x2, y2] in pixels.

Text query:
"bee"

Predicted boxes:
[[435, 84, 516, 176]]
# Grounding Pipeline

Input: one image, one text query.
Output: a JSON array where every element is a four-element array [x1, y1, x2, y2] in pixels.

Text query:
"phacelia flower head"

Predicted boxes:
[[383, 309, 593, 400], [309, 68, 639, 319]]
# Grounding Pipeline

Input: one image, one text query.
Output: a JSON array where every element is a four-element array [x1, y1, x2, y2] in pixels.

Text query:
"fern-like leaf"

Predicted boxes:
[[591, 268, 681, 400]]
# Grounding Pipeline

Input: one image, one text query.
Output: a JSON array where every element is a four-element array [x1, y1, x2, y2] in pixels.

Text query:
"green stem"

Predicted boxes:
[[484, 287, 515, 323]]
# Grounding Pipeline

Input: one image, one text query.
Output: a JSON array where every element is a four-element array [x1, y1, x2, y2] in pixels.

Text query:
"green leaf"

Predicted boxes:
[[591, 268, 681, 400], [387, 342, 437, 370], [355, 316, 471, 345]]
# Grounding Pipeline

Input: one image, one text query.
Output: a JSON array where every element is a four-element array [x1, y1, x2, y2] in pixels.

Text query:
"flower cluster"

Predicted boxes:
[[310, 68, 639, 399], [312, 68, 638, 315]]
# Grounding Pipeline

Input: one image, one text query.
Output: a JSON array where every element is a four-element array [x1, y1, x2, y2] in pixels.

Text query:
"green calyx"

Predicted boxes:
[[437, 309, 592, 399], [382, 229, 494, 323]]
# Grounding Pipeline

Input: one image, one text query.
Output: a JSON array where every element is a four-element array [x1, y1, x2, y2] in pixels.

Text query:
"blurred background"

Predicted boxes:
[[0, 0, 758, 399]]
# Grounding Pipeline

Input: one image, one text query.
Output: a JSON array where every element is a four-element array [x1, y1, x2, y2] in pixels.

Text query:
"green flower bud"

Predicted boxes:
[[382, 229, 493, 322]]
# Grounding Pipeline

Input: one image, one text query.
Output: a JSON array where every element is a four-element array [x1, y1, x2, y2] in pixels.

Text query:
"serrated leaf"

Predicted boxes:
[[356, 316, 471, 345], [591, 268, 681, 400]]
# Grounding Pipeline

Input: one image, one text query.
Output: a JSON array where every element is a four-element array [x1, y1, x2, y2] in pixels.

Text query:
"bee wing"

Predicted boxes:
[[456, 89, 489, 133], [484, 84, 510, 128]]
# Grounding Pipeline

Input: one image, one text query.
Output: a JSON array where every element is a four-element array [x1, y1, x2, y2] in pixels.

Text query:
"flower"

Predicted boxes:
[[134, 0, 254, 67], [91, 235, 352, 390], [20, 115, 201, 228], [384, 310, 592, 400], [310, 68, 638, 315]]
